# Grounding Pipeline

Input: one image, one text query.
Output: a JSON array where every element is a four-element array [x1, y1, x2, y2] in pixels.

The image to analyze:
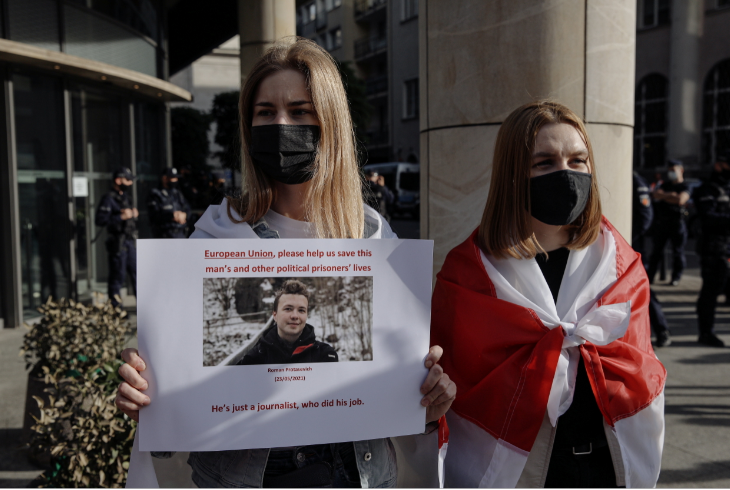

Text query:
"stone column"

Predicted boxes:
[[239, 0, 296, 84], [420, 0, 637, 273], [667, 0, 703, 164]]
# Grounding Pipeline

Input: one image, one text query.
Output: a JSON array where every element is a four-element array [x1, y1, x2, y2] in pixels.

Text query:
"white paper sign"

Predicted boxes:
[[72, 176, 88, 197], [137, 238, 433, 452]]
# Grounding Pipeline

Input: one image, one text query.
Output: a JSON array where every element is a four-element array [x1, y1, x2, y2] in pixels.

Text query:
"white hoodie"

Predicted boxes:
[[190, 198, 397, 240]]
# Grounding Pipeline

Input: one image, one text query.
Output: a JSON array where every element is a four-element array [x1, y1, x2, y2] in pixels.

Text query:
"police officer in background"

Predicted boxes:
[[95, 167, 138, 307], [364, 170, 394, 223], [147, 167, 191, 238], [693, 150, 730, 347], [647, 159, 690, 286], [633, 172, 672, 347]]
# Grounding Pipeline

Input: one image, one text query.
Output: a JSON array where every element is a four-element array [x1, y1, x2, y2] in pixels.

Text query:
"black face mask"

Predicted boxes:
[[529, 170, 592, 226], [118, 183, 132, 192], [168, 181, 178, 190], [250, 125, 320, 184]]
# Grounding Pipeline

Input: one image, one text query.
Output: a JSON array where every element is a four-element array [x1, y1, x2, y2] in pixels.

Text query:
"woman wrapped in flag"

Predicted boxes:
[[432, 101, 666, 488]]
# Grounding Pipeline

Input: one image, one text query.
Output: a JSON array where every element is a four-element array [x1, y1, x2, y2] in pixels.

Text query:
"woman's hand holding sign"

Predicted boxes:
[[116, 348, 149, 422], [115, 346, 455, 424], [421, 345, 457, 424]]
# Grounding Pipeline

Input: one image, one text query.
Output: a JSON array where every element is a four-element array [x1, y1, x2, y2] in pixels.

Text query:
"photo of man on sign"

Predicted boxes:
[[238, 279, 338, 365], [203, 276, 374, 366]]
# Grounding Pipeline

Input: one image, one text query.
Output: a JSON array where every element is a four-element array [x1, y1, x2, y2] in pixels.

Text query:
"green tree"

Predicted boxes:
[[171, 107, 212, 170], [210, 91, 241, 170], [336, 61, 372, 158]]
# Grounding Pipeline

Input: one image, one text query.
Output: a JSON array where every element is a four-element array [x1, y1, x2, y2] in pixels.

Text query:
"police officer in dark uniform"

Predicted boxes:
[[647, 160, 690, 286], [95, 167, 138, 307], [633, 172, 672, 347], [147, 167, 191, 238], [364, 170, 394, 222], [693, 151, 730, 347]]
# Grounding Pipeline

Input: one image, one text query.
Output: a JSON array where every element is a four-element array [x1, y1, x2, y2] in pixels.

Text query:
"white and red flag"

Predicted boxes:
[[431, 218, 666, 488]]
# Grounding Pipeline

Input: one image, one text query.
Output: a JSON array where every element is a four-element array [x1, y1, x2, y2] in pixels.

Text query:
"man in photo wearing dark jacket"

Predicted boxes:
[[239, 280, 338, 365]]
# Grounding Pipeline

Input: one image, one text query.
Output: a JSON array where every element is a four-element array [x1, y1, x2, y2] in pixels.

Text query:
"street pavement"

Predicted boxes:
[[1, 229, 729, 487]]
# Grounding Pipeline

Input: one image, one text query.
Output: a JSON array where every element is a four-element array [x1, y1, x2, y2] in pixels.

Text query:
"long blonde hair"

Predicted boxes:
[[478, 100, 602, 259], [227, 37, 364, 238]]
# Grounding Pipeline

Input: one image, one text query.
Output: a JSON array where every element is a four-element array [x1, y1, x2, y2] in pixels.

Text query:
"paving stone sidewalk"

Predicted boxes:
[[0, 267, 728, 487]]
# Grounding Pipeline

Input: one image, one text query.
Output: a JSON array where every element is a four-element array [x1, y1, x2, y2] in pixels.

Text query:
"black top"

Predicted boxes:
[[238, 324, 338, 365], [535, 248, 608, 449], [695, 173, 730, 256], [655, 181, 689, 222]]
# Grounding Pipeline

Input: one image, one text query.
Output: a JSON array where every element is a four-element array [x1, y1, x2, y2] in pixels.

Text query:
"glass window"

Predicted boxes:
[[134, 101, 166, 239], [309, 3, 316, 22], [67, 0, 160, 42], [403, 78, 419, 119], [325, 0, 333, 11], [702, 59, 730, 164], [333, 28, 342, 49], [64, 4, 158, 77], [70, 87, 126, 296], [401, 0, 418, 21], [634, 74, 668, 169], [7, 0, 60, 51], [13, 72, 71, 317], [638, 0, 670, 29]]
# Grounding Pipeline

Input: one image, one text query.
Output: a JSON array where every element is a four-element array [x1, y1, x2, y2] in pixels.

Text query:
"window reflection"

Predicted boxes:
[[13, 73, 71, 316]]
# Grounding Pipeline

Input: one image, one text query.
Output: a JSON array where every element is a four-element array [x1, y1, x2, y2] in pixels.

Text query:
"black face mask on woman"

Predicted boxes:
[[529, 169, 592, 226], [249, 124, 320, 185]]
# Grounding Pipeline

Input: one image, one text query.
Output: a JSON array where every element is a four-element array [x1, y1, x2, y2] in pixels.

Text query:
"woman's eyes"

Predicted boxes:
[[255, 109, 311, 117], [532, 158, 588, 168]]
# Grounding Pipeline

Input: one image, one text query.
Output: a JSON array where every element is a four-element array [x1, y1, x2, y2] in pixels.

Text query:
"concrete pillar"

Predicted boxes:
[[419, 0, 637, 272], [239, 0, 296, 84], [667, 0, 703, 164]]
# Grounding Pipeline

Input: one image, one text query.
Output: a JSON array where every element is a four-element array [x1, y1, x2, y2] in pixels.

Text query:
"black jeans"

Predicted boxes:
[[107, 238, 136, 307], [697, 255, 729, 335], [648, 220, 687, 283], [263, 444, 361, 488], [545, 444, 619, 488]]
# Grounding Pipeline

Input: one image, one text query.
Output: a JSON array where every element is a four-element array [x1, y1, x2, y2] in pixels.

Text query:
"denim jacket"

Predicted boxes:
[[154, 208, 399, 488]]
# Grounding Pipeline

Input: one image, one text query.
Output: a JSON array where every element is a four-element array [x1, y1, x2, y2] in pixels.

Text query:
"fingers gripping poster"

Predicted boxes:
[[135, 238, 433, 454]]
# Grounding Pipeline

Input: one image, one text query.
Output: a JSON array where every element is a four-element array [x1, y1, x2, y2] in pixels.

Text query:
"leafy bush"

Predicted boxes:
[[21, 299, 135, 488]]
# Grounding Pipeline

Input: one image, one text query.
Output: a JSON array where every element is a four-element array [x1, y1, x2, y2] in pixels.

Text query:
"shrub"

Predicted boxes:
[[21, 298, 136, 488]]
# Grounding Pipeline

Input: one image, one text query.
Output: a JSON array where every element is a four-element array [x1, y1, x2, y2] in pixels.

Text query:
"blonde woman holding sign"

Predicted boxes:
[[116, 38, 455, 488]]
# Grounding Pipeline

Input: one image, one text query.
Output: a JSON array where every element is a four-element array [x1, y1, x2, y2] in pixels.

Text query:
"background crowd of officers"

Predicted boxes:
[[94, 166, 227, 307], [633, 150, 730, 348], [94, 166, 398, 308]]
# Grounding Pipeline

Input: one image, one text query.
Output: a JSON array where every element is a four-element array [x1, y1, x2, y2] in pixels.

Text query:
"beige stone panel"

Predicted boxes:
[[239, 0, 295, 81], [585, 0, 636, 125], [586, 123, 633, 243], [425, 0, 585, 129], [428, 125, 500, 274]]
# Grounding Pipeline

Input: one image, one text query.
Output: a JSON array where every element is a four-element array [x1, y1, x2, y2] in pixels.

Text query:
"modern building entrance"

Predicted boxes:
[[5, 66, 169, 322]]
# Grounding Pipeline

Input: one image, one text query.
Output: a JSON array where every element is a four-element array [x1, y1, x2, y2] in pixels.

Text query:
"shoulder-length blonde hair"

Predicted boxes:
[[478, 100, 602, 259], [227, 37, 364, 238]]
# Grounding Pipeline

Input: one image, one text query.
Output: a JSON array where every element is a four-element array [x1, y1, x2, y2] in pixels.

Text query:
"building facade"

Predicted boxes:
[[634, 0, 730, 171], [0, 0, 192, 328], [296, 0, 419, 164]]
